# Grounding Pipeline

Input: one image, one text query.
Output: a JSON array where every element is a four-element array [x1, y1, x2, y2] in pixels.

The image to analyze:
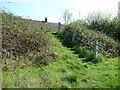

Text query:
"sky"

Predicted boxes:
[[0, 0, 120, 23]]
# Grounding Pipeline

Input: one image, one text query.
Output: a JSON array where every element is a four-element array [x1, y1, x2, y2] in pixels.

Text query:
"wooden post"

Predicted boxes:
[[118, 1, 120, 24], [94, 40, 98, 58], [72, 30, 76, 41], [58, 22, 61, 31]]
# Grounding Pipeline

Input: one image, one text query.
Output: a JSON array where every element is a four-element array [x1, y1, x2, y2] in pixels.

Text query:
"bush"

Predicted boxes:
[[83, 12, 120, 41], [1, 11, 52, 64], [64, 21, 120, 57]]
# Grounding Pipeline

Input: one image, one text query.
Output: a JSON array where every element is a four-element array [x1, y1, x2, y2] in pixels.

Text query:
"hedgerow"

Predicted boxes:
[[1, 11, 52, 64], [83, 12, 120, 41], [64, 21, 120, 57]]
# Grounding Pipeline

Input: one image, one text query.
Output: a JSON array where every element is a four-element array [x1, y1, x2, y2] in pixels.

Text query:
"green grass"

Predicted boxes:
[[64, 22, 120, 57], [1, 11, 119, 88], [2, 36, 119, 88]]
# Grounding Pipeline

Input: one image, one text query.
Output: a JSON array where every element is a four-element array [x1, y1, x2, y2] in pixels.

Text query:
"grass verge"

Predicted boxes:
[[2, 36, 119, 88]]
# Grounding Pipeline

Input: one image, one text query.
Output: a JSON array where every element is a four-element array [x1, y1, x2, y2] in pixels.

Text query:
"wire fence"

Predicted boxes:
[[60, 26, 106, 58]]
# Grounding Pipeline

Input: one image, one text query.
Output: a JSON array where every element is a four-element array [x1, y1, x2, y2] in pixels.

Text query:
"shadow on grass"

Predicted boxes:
[[52, 31, 100, 63], [52, 31, 78, 48]]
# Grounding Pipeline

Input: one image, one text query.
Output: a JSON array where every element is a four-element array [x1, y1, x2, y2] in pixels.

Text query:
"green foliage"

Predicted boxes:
[[72, 46, 93, 58], [55, 31, 105, 63], [2, 10, 119, 88], [55, 31, 78, 48], [84, 11, 120, 41], [82, 54, 104, 64], [2, 36, 119, 88], [1, 11, 52, 64], [56, 32, 101, 65], [64, 21, 120, 57]]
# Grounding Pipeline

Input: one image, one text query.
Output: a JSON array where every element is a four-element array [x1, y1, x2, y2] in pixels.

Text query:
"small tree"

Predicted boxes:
[[63, 10, 72, 24]]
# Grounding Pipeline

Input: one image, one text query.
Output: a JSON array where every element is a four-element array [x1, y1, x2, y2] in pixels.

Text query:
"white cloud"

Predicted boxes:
[[68, 0, 120, 19]]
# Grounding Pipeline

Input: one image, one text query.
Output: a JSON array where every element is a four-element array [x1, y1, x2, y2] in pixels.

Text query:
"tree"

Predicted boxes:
[[63, 10, 72, 24]]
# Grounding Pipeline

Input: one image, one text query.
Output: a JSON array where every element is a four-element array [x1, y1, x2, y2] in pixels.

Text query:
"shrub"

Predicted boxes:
[[1, 11, 52, 64], [64, 21, 120, 57], [83, 11, 120, 41]]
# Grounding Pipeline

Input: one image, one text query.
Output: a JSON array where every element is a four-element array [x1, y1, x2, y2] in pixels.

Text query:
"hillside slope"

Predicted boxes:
[[64, 22, 120, 57], [2, 35, 119, 88], [1, 11, 119, 88], [1, 11, 52, 64]]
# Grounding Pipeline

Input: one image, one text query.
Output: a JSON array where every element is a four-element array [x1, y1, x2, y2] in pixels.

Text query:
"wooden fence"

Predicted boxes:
[[62, 29, 106, 58]]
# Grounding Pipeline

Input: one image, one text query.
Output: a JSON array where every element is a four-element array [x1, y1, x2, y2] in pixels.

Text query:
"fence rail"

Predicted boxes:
[[63, 29, 106, 58]]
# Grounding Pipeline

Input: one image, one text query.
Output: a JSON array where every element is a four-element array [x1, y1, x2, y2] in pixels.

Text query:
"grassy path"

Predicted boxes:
[[2, 33, 119, 88]]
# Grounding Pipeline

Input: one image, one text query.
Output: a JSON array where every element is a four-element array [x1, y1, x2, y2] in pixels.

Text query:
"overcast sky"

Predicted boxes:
[[0, 0, 120, 23]]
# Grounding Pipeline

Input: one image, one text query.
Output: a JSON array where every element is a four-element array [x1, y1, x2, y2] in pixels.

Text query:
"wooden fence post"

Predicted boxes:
[[58, 22, 61, 31], [94, 40, 98, 58], [118, 1, 120, 24], [72, 30, 76, 41]]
